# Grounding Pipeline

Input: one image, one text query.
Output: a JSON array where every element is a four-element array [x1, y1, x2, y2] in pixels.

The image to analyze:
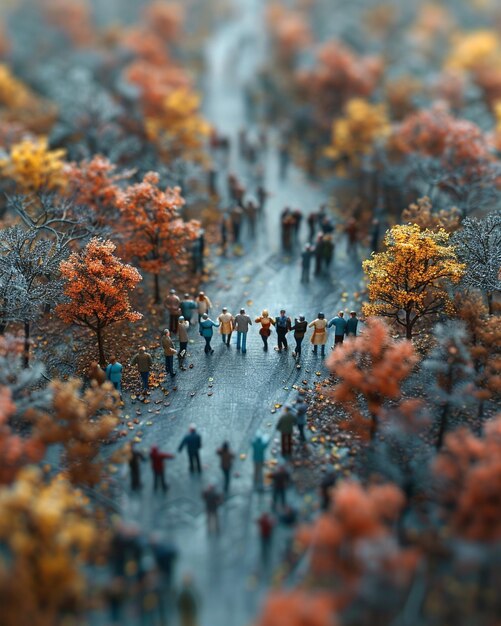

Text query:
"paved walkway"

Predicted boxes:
[[117, 2, 365, 624]]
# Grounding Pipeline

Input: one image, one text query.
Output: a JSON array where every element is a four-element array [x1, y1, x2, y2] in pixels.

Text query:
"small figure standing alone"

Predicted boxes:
[[178, 425, 202, 474], [276, 405, 297, 457], [130, 347, 153, 392], [129, 444, 145, 491], [217, 441, 235, 493], [252, 432, 270, 491], [202, 485, 223, 534], [309, 313, 328, 357], [150, 445, 174, 493]]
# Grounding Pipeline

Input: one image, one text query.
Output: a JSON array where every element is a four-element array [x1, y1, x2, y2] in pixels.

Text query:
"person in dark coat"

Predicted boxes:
[[180, 294, 197, 324], [322, 235, 335, 272], [150, 445, 175, 493], [217, 441, 235, 493], [295, 394, 308, 442], [291, 315, 308, 360], [271, 465, 290, 511], [129, 445, 146, 491], [276, 405, 296, 457], [178, 425, 202, 473], [274, 309, 291, 352], [300, 245, 313, 284], [314, 233, 324, 276], [346, 311, 359, 337], [202, 485, 223, 534]]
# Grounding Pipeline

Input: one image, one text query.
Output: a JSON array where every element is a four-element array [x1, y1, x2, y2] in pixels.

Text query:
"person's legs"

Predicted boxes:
[[296, 337, 303, 357], [195, 453, 201, 473], [283, 334, 288, 350], [222, 333, 227, 344], [320, 343, 325, 357], [165, 355, 174, 376], [254, 462, 263, 490], [280, 488, 287, 508], [281, 433, 287, 456], [154, 472, 159, 492], [226, 332, 232, 346], [286, 434, 292, 455], [261, 334, 268, 350], [241, 332, 247, 353], [312, 344, 318, 354], [298, 424, 305, 442], [236, 332, 242, 350], [140, 371, 149, 390], [204, 337, 211, 353], [223, 468, 230, 493], [189, 454, 195, 473]]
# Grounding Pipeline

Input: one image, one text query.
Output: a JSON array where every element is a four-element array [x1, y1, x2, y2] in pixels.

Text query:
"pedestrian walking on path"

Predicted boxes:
[[300, 245, 313, 283], [180, 294, 197, 324], [89, 361, 106, 386], [199, 313, 219, 354], [255, 309, 275, 351], [150, 445, 174, 493], [131, 347, 153, 391], [309, 313, 328, 357], [271, 465, 291, 512], [274, 309, 291, 352], [177, 575, 199, 626], [105, 356, 123, 393], [196, 291, 212, 322], [178, 425, 202, 473], [252, 432, 270, 491], [129, 444, 145, 491], [291, 316, 308, 361], [257, 512, 275, 565], [346, 311, 359, 337], [217, 441, 235, 493], [177, 316, 190, 370], [218, 307, 234, 347], [165, 289, 181, 333], [202, 485, 223, 534], [234, 308, 252, 353], [322, 234, 335, 272], [276, 405, 297, 457], [328, 311, 347, 348], [161, 329, 177, 378], [295, 394, 307, 442]]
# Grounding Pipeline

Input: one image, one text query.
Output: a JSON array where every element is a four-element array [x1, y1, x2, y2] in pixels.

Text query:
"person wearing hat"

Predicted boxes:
[[180, 293, 197, 325], [177, 316, 190, 370], [290, 315, 308, 361], [161, 329, 177, 377], [309, 313, 328, 356], [217, 307, 234, 347], [178, 424, 202, 474], [199, 313, 219, 354], [165, 288, 181, 333], [234, 308, 252, 353], [196, 291, 212, 322]]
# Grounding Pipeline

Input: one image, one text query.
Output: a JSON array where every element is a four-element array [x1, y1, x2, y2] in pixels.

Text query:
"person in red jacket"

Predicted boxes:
[[257, 512, 275, 565], [150, 445, 175, 493]]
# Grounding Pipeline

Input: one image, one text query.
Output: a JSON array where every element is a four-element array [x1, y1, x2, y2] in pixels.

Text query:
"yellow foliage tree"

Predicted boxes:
[[0, 467, 98, 626], [0, 137, 67, 193], [146, 87, 210, 160], [0, 64, 33, 109], [324, 98, 390, 169], [363, 224, 465, 339], [445, 30, 501, 72]]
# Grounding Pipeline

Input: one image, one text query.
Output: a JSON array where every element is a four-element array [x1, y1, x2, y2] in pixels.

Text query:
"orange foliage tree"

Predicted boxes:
[[257, 481, 418, 626], [401, 196, 461, 232], [64, 155, 133, 225], [56, 238, 142, 366], [117, 172, 199, 303], [327, 318, 417, 439], [434, 415, 501, 541]]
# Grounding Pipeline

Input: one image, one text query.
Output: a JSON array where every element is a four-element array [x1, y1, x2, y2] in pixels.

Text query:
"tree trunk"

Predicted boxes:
[[96, 326, 106, 367], [487, 291, 493, 315], [436, 404, 449, 449], [154, 273, 160, 304], [23, 321, 30, 369], [405, 310, 413, 340]]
